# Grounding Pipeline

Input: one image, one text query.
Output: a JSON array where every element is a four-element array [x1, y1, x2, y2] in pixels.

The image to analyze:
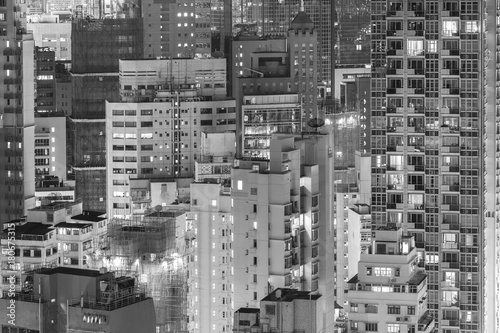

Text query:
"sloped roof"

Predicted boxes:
[[291, 11, 314, 31]]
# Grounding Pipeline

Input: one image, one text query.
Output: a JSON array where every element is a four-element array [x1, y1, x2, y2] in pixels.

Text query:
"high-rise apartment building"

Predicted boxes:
[[141, 0, 232, 59], [370, 1, 499, 331], [70, 16, 144, 212], [346, 227, 435, 333], [180, 182, 233, 333], [27, 20, 71, 60], [232, 12, 322, 155], [234, 0, 332, 86], [231, 133, 335, 332], [0, 1, 36, 223], [240, 94, 302, 159], [105, 58, 235, 218], [34, 117, 66, 180], [332, 0, 371, 66], [194, 131, 235, 183]]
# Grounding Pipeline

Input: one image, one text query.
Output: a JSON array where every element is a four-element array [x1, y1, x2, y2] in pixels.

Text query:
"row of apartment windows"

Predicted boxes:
[[350, 303, 415, 315], [112, 119, 224, 127], [9, 247, 58, 258]]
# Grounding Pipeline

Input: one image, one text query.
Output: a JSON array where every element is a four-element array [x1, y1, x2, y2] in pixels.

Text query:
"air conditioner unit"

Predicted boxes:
[[388, 278, 397, 283], [403, 317, 410, 322], [396, 317, 402, 322]]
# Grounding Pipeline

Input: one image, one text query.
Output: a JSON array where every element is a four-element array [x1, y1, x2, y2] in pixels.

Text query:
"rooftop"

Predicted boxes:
[[408, 271, 427, 286], [71, 211, 106, 222], [290, 11, 314, 30], [2, 222, 53, 236], [145, 210, 185, 218], [37, 267, 109, 277], [235, 308, 260, 314], [54, 222, 92, 229], [347, 274, 359, 284], [261, 288, 321, 302], [29, 199, 82, 211]]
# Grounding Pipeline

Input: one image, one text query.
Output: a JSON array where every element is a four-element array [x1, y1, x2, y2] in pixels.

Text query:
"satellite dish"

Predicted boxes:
[[275, 289, 282, 300], [307, 118, 325, 128]]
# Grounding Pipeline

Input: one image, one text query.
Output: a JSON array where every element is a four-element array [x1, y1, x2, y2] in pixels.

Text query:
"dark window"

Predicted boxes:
[[265, 305, 275, 315]]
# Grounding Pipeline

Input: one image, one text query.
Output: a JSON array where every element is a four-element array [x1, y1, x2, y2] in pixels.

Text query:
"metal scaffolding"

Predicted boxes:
[[100, 210, 188, 333]]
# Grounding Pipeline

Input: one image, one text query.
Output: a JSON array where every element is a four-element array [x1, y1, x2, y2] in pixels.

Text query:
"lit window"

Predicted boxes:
[[464, 21, 478, 33], [237, 180, 243, 190], [211, 200, 217, 207], [427, 40, 438, 53]]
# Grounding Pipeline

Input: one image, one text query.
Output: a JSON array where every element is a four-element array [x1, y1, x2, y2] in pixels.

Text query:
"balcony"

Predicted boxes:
[[441, 204, 460, 211], [3, 63, 21, 70], [408, 106, 425, 114], [386, 49, 404, 56], [3, 106, 22, 113], [441, 298, 460, 307], [407, 203, 425, 210], [442, 242, 459, 250], [441, 222, 460, 231], [407, 30, 425, 37], [386, 10, 403, 17], [441, 280, 459, 288], [4, 92, 22, 99], [442, 30, 460, 37], [441, 185, 460, 192], [441, 262, 460, 269], [3, 48, 21, 56], [441, 146, 460, 153], [441, 49, 460, 56], [441, 88, 460, 95], [441, 165, 459, 172], [441, 10, 460, 17], [418, 311, 435, 333], [4, 78, 22, 85], [408, 88, 426, 95], [408, 165, 425, 172]]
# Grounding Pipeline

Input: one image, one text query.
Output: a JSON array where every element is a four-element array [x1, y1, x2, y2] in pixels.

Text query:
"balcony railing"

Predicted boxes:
[[442, 242, 459, 249]]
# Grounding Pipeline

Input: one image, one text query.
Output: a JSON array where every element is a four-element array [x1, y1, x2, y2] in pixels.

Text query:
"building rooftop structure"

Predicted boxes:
[[35, 266, 109, 277], [346, 228, 435, 333], [2, 222, 53, 238], [0, 267, 156, 332], [71, 211, 107, 222], [261, 288, 322, 302]]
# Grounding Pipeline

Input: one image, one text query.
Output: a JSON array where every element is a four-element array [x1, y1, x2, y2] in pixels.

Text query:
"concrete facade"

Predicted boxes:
[[179, 183, 233, 333], [27, 22, 71, 60], [0, 1, 36, 223], [231, 132, 335, 332], [34, 117, 67, 180], [346, 228, 435, 333]]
